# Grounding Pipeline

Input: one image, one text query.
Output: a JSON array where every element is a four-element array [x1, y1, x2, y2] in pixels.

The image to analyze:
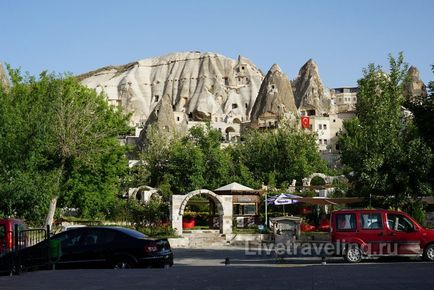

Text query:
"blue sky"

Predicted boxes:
[[1, 0, 433, 87]]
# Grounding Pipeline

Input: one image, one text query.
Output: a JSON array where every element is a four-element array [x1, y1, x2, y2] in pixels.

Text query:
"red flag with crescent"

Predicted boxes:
[[301, 116, 310, 128]]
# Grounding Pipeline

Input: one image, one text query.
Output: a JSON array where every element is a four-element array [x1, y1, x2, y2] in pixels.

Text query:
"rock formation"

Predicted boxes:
[[292, 59, 332, 115], [0, 63, 8, 89], [78, 52, 264, 128], [404, 66, 427, 103], [143, 93, 178, 133], [250, 64, 298, 127]]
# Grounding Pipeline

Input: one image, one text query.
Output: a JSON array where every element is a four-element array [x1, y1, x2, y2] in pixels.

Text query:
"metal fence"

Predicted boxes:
[[0, 225, 49, 275]]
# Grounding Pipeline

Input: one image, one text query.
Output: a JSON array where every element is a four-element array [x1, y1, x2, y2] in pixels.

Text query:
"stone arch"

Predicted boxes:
[[129, 186, 158, 203], [178, 189, 223, 216], [225, 126, 235, 142], [301, 173, 348, 198], [171, 189, 233, 236], [303, 173, 330, 186]]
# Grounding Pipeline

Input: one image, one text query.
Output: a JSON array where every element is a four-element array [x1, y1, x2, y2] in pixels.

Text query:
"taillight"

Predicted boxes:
[[144, 242, 158, 253], [8, 233, 13, 250]]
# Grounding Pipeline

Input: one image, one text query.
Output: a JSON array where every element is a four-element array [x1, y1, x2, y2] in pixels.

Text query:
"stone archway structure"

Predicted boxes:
[[302, 173, 347, 197], [171, 189, 233, 236], [303, 173, 340, 186]]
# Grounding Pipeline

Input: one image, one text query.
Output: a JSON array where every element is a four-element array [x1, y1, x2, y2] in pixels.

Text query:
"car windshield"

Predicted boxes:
[[114, 227, 148, 239]]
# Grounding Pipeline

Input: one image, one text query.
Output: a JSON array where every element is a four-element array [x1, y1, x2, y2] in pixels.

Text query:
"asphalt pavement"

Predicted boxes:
[[1, 246, 434, 290]]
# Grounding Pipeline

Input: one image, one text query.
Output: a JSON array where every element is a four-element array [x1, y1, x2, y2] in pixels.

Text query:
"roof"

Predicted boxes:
[[214, 182, 257, 192]]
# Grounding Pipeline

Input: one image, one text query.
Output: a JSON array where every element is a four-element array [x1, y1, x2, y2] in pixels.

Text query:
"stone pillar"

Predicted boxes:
[[171, 195, 185, 236], [221, 195, 233, 234]]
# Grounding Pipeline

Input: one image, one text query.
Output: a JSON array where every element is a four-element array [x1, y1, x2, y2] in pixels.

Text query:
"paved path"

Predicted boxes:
[[1, 247, 434, 290]]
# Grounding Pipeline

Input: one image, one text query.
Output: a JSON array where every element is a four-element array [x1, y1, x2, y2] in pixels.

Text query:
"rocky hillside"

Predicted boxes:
[[404, 66, 427, 102], [292, 59, 332, 115], [250, 64, 298, 126], [78, 52, 264, 126]]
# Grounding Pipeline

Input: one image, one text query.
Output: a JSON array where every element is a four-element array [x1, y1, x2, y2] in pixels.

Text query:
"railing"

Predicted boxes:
[[0, 226, 50, 275]]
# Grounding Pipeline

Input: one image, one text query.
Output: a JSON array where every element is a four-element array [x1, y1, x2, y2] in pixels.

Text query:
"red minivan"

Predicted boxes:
[[331, 209, 434, 263], [0, 218, 27, 255]]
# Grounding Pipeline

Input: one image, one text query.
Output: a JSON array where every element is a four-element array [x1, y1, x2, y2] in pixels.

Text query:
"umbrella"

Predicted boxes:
[[266, 193, 302, 216], [267, 193, 301, 205]]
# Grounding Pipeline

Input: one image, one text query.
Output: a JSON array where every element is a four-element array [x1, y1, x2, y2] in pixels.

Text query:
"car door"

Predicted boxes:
[[358, 212, 390, 255], [386, 213, 421, 255], [55, 229, 86, 268], [78, 229, 117, 268]]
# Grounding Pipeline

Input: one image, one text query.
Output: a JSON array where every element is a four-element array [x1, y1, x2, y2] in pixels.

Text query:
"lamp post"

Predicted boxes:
[[265, 191, 268, 229]]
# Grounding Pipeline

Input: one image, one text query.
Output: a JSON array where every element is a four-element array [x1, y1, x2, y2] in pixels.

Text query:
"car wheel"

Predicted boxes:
[[113, 257, 135, 269], [423, 244, 434, 261], [345, 244, 362, 263]]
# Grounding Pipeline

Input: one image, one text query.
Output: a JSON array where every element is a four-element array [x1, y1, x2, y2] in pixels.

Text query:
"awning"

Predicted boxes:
[[268, 196, 364, 206], [289, 196, 364, 205]]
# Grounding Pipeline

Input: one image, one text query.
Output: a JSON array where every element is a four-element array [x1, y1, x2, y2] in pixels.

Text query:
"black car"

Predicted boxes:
[[8, 226, 173, 271]]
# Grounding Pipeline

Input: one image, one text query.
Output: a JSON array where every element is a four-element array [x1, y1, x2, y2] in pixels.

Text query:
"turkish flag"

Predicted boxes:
[[301, 116, 310, 128]]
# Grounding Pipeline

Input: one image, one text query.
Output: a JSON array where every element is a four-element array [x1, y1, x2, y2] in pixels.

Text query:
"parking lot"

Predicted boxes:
[[1, 246, 434, 290]]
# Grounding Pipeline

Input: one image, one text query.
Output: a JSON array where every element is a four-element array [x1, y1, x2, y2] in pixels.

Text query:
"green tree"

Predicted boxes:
[[139, 125, 234, 194], [0, 67, 131, 225], [188, 126, 232, 190], [406, 65, 434, 188], [237, 121, 327, 187], [339, 54, 432, 209]]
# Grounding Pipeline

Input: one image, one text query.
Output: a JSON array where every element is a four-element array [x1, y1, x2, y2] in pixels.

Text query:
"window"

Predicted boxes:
[[319, 124, 323, 130], [333, 119, 336, 122], [336, 213, 356, 231], [58, 230, 84, 248], [177, 117, 180, 121], [323, 124, 327, 130], [387, 214, 414, 232], [234, 203, 257, 215], [323, 139, 327, 145], [232, 103, 238, 109], [319, 139, 323, 145], [335, 144, 340, 150], [154, 95, 159, 102], [223, 77, 229, 86], [0, 225, 5, 239], [361, 213, 383, 229], [93, 230, 116, 245], [245, 103, 248, 109]]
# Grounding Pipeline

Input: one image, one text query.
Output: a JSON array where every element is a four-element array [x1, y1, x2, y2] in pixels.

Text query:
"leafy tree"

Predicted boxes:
[[138, 125, 235, 194], [0, 67, 131, 225], [237, 121, 327, 187], [339, 54, 432, 209], [140, 125, 176, 188], [406, 64, 434, 188], [187, 126, 232, 190]]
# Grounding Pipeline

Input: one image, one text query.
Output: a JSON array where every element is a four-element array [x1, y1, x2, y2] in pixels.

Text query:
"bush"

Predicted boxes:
[[136, 225, 177, 238]]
